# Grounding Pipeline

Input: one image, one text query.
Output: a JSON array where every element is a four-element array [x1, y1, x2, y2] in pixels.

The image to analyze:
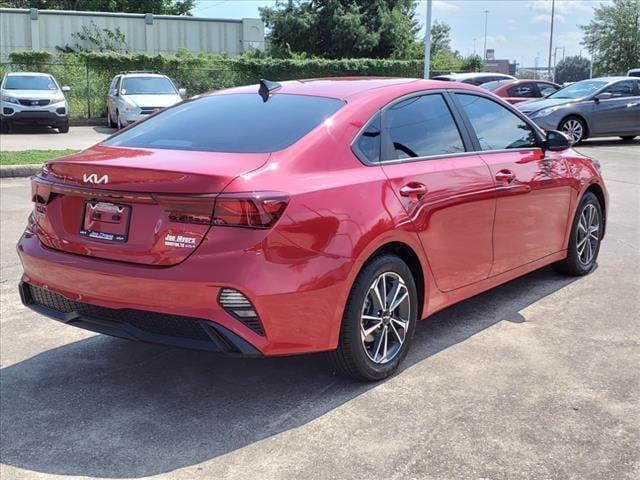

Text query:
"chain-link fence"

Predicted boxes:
[[0, 59, 462, 119]]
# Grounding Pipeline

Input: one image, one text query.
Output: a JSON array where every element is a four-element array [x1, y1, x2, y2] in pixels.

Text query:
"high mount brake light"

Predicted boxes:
[[155, 192, 289, 229]]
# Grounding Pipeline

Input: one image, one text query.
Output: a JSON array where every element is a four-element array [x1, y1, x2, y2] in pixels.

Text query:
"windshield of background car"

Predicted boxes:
[[3, 75, 57, 90], [548, 80, 608, 99], [121, 77, 177, 95], [103, 93, 346, 153], [482, 80, 509, 91]]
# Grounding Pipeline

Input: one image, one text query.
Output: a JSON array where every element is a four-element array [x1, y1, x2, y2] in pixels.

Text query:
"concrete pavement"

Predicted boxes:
[[0, 125, 114, 151], [0, 139, 638, 479]]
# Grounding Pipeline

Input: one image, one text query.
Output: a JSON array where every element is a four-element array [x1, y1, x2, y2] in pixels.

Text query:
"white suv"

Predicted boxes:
[[107, 72, 185, 129], [0, 72, 70, 133]]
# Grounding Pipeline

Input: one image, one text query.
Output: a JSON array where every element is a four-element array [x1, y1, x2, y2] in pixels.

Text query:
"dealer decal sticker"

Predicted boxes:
[[164, 234, 197, 249]]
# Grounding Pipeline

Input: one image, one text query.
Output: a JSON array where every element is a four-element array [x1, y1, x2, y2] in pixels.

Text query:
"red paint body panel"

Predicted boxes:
[[17, 78, 608, 356], [490, 80, 561, 105]]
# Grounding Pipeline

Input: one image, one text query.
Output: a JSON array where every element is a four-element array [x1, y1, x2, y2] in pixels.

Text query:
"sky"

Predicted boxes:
[[193, 0, 612, 68]]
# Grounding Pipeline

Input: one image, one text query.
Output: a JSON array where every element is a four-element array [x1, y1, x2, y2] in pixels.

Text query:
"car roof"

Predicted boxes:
[[119, 72, 168, 78], [213, 77, 432, 100], [435, 72, 515, 80], [591, 76, 637, 82], [5, 72, 52, 77]]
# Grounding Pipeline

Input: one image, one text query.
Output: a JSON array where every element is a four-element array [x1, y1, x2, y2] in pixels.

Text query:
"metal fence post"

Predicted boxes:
[[85, 59, 91, 118]]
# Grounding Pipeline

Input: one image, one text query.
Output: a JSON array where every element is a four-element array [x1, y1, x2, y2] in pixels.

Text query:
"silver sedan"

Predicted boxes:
[[517, 77, 640, 143]]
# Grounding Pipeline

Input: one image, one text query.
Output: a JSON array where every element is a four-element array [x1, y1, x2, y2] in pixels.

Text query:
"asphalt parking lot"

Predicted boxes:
[[0, 139, 638, 479], [0, 126, 114, 151]]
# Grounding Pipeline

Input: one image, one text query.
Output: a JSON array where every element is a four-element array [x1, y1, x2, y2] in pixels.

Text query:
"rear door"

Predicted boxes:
[[452, 92, 573, 275], [378, 92, 496, 292], [590, 80, 640, 135], [505, 82, 538, 104]]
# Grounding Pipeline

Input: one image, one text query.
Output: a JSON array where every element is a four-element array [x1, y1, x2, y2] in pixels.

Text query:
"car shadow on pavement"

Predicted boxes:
[[0, 266, 580, 478]]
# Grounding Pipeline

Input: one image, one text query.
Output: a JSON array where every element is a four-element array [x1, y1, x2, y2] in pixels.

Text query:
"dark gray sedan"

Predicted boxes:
[[517, 77, 640, 143]]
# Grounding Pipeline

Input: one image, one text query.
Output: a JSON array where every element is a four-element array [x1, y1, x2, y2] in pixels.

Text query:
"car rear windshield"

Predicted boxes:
[[3, 75, 57, 90], [103, 93, 345, 153], [121, 77, 176, 95]]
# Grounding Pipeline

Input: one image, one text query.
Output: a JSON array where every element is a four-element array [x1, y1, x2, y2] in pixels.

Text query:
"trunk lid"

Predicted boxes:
[[32, 146, 270, 266]]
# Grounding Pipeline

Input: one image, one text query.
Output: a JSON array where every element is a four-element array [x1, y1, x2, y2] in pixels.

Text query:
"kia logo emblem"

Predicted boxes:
[[83, 173, 109, 184]]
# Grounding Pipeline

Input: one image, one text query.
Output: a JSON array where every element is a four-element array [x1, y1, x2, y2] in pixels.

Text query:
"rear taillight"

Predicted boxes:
[[155, 192, 288, 229], [212, 192, 289, 229], [154, 194, 216, 225]]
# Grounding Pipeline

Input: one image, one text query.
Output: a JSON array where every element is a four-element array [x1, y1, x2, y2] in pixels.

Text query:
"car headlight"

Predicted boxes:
[[122, 100, 138, 113], [51, 93, 65, 103], [532, 106, 561, 117], [0, 94, 19, 104]]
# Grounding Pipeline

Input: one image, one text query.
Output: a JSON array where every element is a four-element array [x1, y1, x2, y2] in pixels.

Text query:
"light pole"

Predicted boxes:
[[423, 0, 433, 79], [483, 10, 489, 59], [547, 0, 555, 80]]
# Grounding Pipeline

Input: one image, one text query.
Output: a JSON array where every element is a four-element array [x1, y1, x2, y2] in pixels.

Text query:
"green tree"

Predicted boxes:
[[1, 1, 194, 15], [581, 0, 640, 75], [460, 54, 484, 72], [260, 0, 419, 59], [554, 55, 591, 83]]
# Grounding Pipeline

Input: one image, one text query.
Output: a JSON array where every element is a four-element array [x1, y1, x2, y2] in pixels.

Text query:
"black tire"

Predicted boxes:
[[559, 116, 587, 144], [107, 110, 116, 128], [57, 120, 70, 133], [553, 192, 603, 276], [620, 136, 637, 141], [0, 119, 9, 134], [116, 110, 123, 130], [329, 253, 418, 381]]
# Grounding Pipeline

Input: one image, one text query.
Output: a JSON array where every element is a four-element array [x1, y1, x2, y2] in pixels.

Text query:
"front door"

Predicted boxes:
[[379, 92, 496, 292], [590, 80, 640, 135], [453, 92, 573, 275]]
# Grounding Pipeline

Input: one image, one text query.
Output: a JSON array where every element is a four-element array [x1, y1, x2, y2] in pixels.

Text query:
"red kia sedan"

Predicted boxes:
[[483, 79, 561, 104], [18, 78, 608, 381]]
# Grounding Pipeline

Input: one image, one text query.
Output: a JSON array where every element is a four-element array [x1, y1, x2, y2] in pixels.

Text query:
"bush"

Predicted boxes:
[[2, 50, 455, 118]]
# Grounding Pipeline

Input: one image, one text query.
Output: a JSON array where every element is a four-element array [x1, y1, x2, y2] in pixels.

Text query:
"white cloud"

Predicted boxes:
[[532, 13, 566, 24]]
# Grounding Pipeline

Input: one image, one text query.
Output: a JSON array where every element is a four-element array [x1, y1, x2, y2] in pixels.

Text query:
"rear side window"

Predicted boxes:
[[384, 94, 465, 160], [104, 94, 345, 153], [354, 113, 381, 163], [507, 83, 537, 98], [456, 93, 537, 150]]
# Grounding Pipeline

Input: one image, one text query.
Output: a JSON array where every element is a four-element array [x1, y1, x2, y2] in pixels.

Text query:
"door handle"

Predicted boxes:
[[495, 170, 516, 183], [399, 182, 428, 199]]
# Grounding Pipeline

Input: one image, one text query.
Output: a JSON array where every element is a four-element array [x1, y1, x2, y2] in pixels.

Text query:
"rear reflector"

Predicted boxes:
[[218, 288, 264, 335]]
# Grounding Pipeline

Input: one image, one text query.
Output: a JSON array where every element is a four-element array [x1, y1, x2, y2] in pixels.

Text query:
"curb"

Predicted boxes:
[[70, 118, 106, 127], [0, 164, 42, 178]]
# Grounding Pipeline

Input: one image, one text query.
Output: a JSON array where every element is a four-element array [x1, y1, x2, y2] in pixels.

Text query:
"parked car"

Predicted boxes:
[[19, 78, 608, 381], [482, 79, 561, 104], [432, 72, 516, 86], [107, 72, 185, 129], [0, 72, 70, 133], [627, 68, 640, 77], [517, 76, 640, 143]]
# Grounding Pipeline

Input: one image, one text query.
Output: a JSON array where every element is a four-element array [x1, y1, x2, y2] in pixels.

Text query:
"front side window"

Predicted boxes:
[[121, 77, 177, 95], [507, 83, 537, 98], [384, 94, 465, 160], [3, 75, 57, 90], [355, 113, 381, 163], [104, 93, 345, 153], [456, 93, 537, 151], [604, 81, 636, 98]]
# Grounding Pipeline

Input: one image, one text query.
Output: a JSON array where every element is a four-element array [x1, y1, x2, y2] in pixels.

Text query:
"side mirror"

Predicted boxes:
[[545, 130, 572, 151], [178, 88, 186, 97], [61, 86, 71, 92], [594, 92, 613, 101]]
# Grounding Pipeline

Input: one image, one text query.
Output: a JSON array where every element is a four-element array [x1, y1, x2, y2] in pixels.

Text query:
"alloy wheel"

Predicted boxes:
[[576, 203, 599, 265], [562, 119, 583, 143], [360, 272, 411, 364]]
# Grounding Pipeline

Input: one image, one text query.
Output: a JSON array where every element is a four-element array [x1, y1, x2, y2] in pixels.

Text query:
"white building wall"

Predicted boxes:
[[0, 8, 264, 58]]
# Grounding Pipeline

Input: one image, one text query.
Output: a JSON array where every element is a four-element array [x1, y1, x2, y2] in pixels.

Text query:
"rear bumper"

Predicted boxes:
[[17, 228, 352, 356], [20, 282, 261, 356]]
